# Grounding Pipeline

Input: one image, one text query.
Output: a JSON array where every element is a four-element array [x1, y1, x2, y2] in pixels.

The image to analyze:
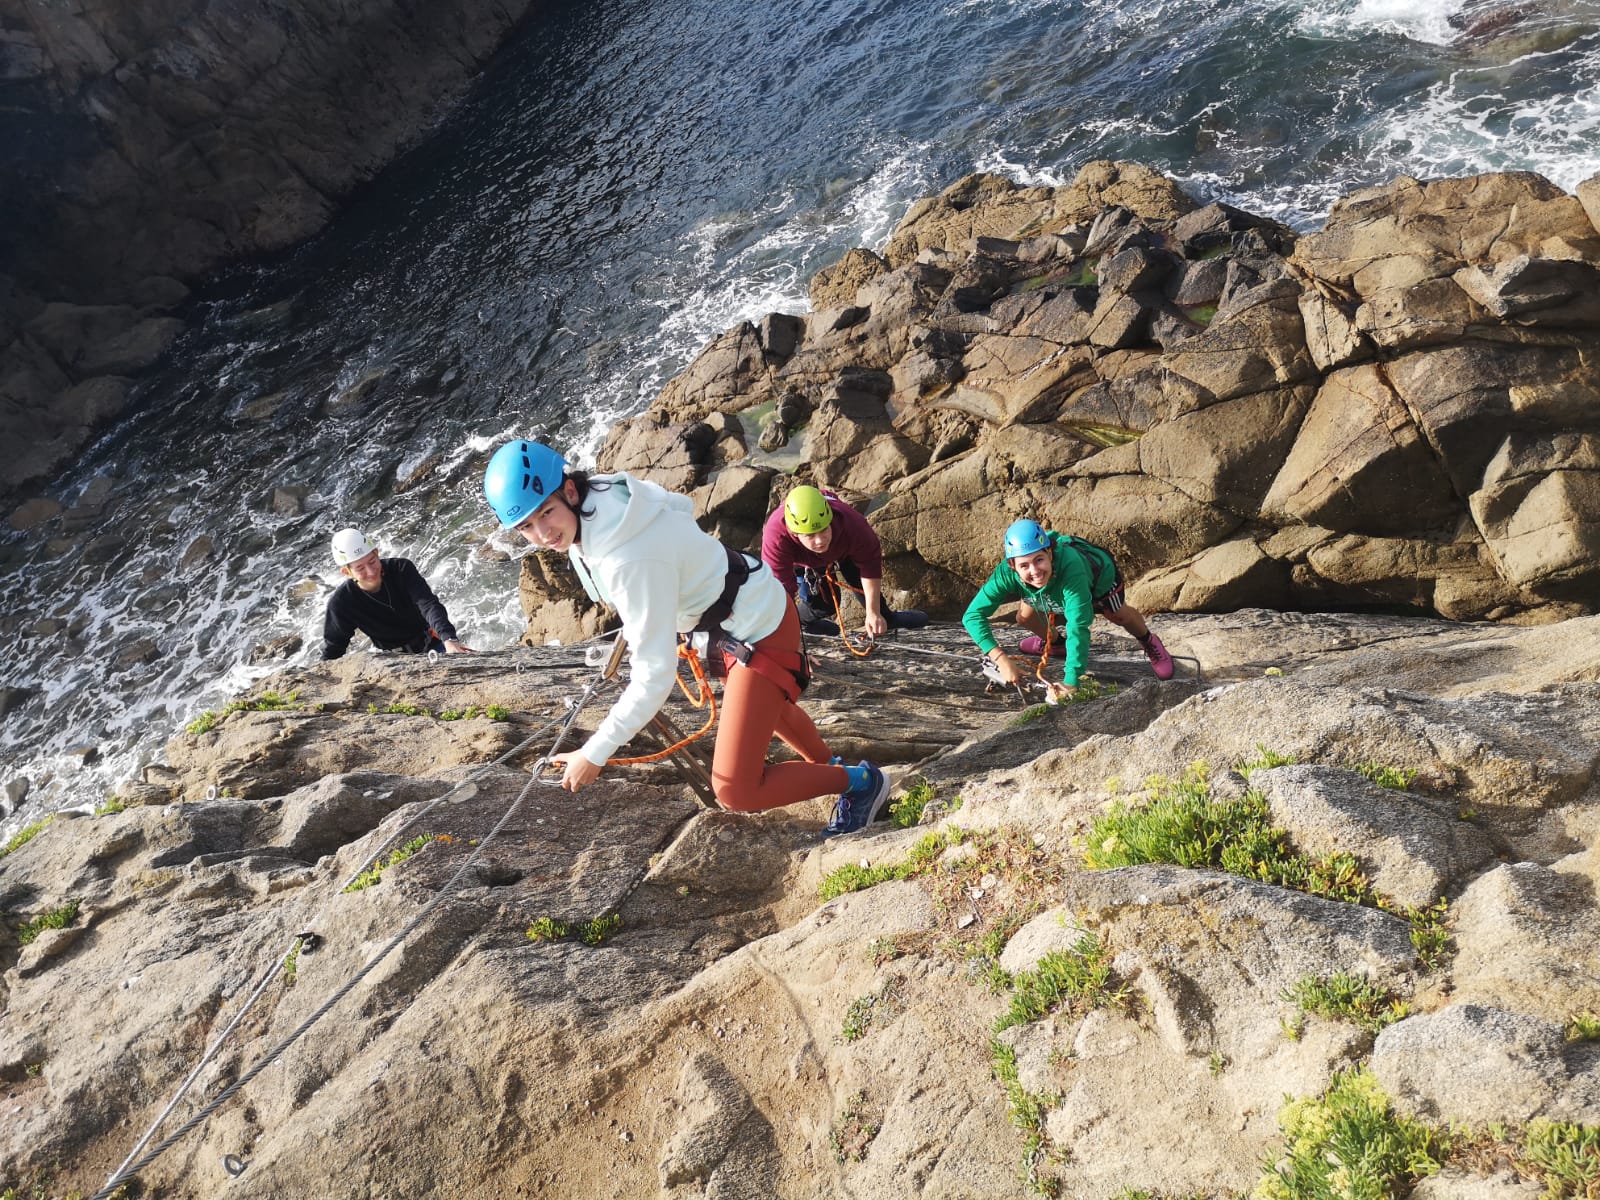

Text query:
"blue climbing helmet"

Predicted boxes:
[[483, 439, 567, 528], [1002, 519, 1051, 560]]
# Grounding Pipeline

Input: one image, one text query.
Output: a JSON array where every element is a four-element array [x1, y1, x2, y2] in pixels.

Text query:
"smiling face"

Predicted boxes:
[[341, 550, 384, 592], [1011, 547, 1053, 589], [512, 479, 581, 551], [796, 526, 834, 555]]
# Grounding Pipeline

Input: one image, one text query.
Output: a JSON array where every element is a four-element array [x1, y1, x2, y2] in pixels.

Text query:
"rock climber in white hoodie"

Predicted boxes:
[[482, 438, 891, 835]]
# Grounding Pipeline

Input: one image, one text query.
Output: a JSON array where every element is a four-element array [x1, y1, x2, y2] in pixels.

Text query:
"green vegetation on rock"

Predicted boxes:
[[343, 835, 434, 892], [1256, 1067, 1443, 1200], [995, 932, 1126, 1034], [1281, 971, 1409, 1034], [18, 899, 81, 946], [2, 816, 53, 858]]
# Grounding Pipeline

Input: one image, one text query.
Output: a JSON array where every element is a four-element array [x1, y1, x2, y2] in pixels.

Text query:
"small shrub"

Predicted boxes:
[[1282, 971, 1409, 1034], [995, 932, 1126, 1034], [818, 830, 954, 900], [282, 941, 301, 987], [342, 835, 433, 892], [866, 937, 907, 965], [1010, 704, 1052, 727], [94, 796, 127, 816], [1071, 676, 1118, 703], [830, 1091, 880, 1163], [222, 690, 300, 716], [1085, 767, 1373, 907], [1209, 1051, 1228, 1076], [580, 913, 622, 946], [486, 704, 511, 720], [840, 980, 900, 1042], [1565, 1011, 1600, 1043], [1353, 760, 1417, 791], [1406, 899, 1451, 969], [1237, 745, 1297, 778], [18, 899, 81, 946], [2, 817, 54, 858], [991, 1037, 1064, 1195], [185, 711, 219, 735], [526, 917, 572, 942], [1256, 1067, 1444, 1200], [367, 700, 430, 717], [889, 776, 935, 829], [1522, 1121, 1600, 1200]]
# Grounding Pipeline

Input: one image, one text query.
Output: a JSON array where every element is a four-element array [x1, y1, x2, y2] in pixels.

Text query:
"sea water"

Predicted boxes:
[[3, 0, 1598, 821]]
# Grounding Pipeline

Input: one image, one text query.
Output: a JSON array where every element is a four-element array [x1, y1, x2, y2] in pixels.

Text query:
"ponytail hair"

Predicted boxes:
[[564, 470, 613, 522]]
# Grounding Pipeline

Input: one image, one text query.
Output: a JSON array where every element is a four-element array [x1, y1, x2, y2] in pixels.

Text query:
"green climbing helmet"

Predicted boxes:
[[783, 485, 834, 536]]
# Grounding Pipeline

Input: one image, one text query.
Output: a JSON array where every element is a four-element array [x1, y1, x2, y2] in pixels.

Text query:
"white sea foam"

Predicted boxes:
[[565, 143, 939, 463], [1369, 47, 1600, 191], [1295, 0, 1468, 45]]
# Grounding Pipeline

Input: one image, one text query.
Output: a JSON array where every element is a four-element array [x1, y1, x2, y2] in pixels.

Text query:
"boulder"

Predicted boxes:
[[1252, 764, 1495, 908], [1132, 536, 1292, 613], [1469, 433, 1600, 592], [1260, 364, 1458, 536], [654, 323, 770, 422], [810, 248, 889, 310], [516, 551, 614, 647], [1137, 384, 1311, 515], [1372, 1005, 1600, 1125], [1293, 172, 1600, 350], [1448, 856, 1600, 1020], [883, 162, 1195, 268]]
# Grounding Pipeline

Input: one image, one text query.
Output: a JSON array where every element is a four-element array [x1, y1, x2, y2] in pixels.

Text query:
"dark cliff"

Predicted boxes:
[[0, 0, 540, 496]]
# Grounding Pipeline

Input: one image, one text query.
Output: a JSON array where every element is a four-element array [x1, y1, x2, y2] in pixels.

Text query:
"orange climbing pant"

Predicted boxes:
[[712, 599, 851, 812]]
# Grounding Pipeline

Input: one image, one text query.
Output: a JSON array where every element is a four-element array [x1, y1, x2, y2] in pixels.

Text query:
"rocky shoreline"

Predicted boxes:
[[571, 161, 1600, 638], [4, 165, 1600, 1198], [2, 611, 1597, 1198]]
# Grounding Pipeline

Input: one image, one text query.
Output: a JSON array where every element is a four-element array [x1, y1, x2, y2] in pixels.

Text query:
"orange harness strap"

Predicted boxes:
[[608, 643, 718, 765]]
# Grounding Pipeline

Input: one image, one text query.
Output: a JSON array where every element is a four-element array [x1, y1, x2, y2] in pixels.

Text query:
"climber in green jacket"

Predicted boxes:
[[962, 519, 1173, 701]]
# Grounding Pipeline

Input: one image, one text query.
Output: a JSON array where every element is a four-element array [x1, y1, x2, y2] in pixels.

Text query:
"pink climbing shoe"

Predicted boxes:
[[1142, 632, 1174, 680], [1018, 635, 1057, 659]]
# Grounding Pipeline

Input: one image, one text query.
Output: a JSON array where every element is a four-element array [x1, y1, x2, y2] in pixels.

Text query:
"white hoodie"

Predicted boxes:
[[568, 472, 788, 765]]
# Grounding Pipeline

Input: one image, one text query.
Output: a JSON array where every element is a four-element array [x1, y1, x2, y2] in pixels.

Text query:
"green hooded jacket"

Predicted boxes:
[[961, 532, 1116, 686]]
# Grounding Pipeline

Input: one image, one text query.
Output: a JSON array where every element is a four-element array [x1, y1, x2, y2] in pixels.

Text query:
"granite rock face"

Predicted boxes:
[[596, 164, 1600, 624], [2, 611, 1598, 1199]]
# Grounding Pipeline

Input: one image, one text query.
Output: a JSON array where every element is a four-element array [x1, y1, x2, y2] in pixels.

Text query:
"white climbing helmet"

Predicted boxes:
[[331, 527, 376, 566]]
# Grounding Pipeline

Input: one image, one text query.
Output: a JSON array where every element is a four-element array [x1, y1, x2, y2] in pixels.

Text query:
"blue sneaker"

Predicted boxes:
[[824, 761, 890, 836]]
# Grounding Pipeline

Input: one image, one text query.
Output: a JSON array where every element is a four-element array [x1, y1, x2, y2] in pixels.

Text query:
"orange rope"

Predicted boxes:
[[1034, 612, 1056, 686], [609, 642, 718, 765], [821, 568, 874, 658]]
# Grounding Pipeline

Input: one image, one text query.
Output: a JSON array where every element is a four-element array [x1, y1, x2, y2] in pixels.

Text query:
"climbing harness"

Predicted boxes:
[[607, 641, 717, 766]]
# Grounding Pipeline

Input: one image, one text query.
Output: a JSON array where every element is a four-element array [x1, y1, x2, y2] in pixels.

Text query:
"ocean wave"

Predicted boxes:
[[1369, 46, 1600, 190], [1295, 0, 1469, 46]]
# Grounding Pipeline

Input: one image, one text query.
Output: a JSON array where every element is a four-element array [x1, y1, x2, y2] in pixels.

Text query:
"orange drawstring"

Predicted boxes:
[[608, 642, 718, 764]]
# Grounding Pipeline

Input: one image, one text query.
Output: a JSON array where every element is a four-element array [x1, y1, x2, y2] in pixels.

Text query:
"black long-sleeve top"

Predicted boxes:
[[321, 557, 458, 660]]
